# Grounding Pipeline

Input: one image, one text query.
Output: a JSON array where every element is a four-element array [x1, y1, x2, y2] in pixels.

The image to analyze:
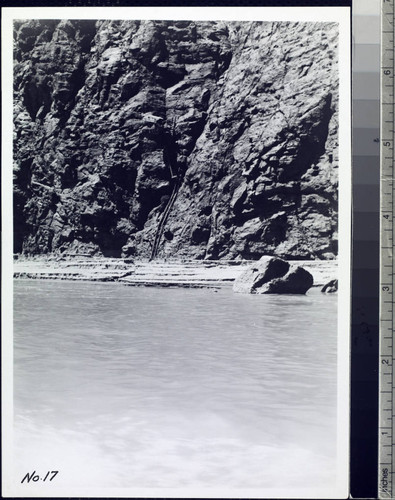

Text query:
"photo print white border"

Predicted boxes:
[[2, 5, 351, 498]]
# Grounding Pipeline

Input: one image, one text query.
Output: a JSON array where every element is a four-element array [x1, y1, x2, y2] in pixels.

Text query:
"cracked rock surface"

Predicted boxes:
[[13, 19, 339, 260]]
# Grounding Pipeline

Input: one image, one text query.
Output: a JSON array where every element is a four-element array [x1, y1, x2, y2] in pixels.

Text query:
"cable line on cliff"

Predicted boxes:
[[150, 119, 184, 261], [150, 173, 182, 260]]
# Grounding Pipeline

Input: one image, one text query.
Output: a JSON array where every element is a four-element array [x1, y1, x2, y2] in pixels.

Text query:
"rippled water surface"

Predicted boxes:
[[13, 279, 338, 494]]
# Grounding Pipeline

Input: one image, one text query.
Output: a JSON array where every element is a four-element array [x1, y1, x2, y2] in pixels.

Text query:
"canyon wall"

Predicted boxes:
[[13, 19, 339, 260]]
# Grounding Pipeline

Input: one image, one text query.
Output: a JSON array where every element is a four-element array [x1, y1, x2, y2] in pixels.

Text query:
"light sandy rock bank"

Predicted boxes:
[[13, 256, 336, 289]]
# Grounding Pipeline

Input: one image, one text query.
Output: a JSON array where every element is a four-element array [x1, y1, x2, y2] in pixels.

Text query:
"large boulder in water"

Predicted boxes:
[[233, 257, 314, 294], [233, 256, 290, 293], [256, 265, 314, 295]]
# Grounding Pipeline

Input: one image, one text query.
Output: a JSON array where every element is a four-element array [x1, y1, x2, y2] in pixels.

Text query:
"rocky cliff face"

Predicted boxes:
[[13, 19, 339, 260]]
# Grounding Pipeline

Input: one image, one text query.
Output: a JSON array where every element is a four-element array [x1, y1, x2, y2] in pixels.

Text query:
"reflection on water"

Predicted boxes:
[[13, 279, 338, 492]]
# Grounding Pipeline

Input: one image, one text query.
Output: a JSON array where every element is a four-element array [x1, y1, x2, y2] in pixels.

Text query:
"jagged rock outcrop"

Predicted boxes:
[[255, 265, 314, 294], [321, 278, 338, 293], [233, 256, 313, 294], [13, 19, 339, 260], [232, 256, 289, 293]]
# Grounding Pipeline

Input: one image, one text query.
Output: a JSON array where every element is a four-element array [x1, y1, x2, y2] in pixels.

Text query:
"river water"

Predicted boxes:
[[13, 279, 339, 496]]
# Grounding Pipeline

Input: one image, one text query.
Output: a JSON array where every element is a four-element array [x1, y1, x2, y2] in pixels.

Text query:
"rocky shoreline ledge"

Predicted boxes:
[[13, 256, 336, 289]]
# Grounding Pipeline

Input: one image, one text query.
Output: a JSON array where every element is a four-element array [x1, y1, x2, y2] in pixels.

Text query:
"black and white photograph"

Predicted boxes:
[[2, 6, 351, 498]]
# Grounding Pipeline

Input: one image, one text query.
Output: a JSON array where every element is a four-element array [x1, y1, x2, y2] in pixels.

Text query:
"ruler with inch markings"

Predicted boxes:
[[379, 0, 395, 497]]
